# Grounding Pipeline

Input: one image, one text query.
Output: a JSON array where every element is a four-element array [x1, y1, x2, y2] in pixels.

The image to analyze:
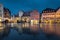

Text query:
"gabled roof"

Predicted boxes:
[[22, 12, 30, 16], [15, 14, 19, 17], [55, 7, 60, 12], [4, 8, 11, 14], [42, 8, 56, 13]]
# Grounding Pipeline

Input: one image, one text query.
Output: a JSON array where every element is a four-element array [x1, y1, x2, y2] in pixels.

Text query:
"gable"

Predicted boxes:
[[56, 8, 60, 13]]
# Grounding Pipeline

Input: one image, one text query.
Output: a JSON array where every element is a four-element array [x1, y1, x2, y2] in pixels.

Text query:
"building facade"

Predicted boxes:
[[0, 4, 4, 22], [41, 8, 56, 23], [21, 12, 30, 23], [18, 10, 24, 22], [0, 4, 3, 18], [30, 10, 40, 25], [4, 8, 11, 18], [55, 8, 60, 23], [3, 8, 11, 22]]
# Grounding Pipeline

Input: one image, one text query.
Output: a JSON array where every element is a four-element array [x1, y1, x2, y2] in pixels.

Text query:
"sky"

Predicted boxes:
[[0, 0, 60, 15]]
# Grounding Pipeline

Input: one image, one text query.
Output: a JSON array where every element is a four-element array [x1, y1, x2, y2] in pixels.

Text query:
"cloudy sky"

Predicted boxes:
[[0, 0, 60, 15]]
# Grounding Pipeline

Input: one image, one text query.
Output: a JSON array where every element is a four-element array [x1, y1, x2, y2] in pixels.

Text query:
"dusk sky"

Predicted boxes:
[[0, 0, 60, 15]]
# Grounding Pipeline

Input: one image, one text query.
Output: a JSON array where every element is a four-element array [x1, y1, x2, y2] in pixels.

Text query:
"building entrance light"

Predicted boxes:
[[0, 17, 2, 22], [0, 19, 1, 21]]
